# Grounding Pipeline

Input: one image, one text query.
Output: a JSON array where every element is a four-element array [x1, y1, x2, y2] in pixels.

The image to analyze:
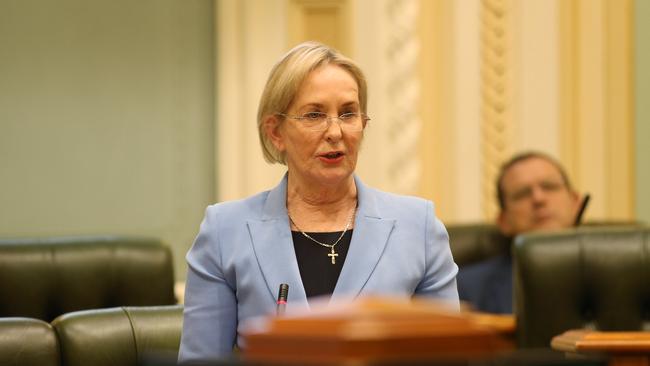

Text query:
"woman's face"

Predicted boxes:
[[270, 64, 364, 188]]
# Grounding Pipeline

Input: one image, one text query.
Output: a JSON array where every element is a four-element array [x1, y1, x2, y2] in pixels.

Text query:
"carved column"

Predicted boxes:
[[480, 0, 514, 219], [386, 0, 421, 195]]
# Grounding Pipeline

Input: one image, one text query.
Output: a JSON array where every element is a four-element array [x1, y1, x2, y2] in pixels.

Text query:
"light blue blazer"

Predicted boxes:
[[178, 174, 459, 363]]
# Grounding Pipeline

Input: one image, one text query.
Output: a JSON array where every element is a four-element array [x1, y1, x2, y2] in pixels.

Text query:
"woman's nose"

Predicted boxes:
[[323, 118, 343, 140]]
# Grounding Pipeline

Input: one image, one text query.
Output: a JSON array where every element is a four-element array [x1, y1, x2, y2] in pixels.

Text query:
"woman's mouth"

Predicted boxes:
[[318, 151, 345, 163]]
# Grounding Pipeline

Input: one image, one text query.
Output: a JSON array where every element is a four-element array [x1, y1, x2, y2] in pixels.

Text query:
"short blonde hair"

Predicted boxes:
[[257, 41, 368, 164]]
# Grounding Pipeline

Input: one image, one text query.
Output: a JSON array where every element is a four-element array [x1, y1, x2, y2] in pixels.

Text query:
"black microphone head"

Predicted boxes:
[[574, 193, 591, 226], [278, 283, 289, 302]]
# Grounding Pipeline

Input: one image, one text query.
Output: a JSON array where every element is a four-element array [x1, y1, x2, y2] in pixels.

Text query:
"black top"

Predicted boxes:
[[291, 230, 353, 300]]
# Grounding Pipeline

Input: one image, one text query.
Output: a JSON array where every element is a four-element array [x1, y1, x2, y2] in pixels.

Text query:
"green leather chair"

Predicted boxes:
[[513, 227, 650, 348], [447, 222, 641, 268], [446, 223, 511, 267], [52, 305, 183, 366], [0, 317, 60, 366], [0, 236, 176, 321]]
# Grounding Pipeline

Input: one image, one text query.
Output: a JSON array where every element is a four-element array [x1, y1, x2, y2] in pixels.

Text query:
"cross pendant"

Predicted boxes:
[[328, 247, 339, 265]]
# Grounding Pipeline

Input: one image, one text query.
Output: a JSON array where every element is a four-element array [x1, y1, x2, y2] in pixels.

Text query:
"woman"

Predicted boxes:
[[178, 41, 459, 363]]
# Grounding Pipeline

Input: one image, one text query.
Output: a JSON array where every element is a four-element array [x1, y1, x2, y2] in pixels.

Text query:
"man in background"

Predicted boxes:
[[456, 151, 583, 313]]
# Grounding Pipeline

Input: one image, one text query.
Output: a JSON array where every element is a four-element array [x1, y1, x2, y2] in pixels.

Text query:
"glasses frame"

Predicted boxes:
[[276, 112, 370, 132]]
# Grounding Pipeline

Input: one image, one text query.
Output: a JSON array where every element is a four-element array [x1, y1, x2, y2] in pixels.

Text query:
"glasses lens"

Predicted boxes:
[[300, 112, 327, 130], [311, 114, 366, 131], [284, 112, 367, 131]]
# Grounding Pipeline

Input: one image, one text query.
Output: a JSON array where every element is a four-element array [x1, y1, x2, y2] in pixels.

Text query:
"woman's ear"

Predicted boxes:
[[264, 115, 285, 152]]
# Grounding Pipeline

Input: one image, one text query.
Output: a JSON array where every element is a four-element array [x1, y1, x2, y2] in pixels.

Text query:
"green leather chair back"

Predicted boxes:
[[448, 222, 641, 268], [52, 305, 183, 366], [447, 223, 511, 267], [0, 317, 60, 366], [0, 236, 176, 321], [514, 227, 650, 348]]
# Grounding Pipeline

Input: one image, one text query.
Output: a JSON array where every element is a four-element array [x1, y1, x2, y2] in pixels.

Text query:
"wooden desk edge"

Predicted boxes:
[[467, 313, 516, 335], [552, 330, 650, 353]]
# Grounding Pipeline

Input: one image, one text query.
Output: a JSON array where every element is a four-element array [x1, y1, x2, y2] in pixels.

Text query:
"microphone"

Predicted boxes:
[[574, 193, 590, 226], [276, 283, 289, 316]]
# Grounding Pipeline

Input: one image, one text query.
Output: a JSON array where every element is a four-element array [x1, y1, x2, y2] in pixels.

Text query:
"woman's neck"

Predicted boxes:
[[286, 174, 358, 232]]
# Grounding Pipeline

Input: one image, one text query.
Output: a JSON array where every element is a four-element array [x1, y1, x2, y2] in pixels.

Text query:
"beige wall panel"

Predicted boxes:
[[576, 0, 607, 220], [217, 0, 287, 202], [216, 0, 247, 201], [453, 0, 483, 222], [353, 0, 394, 193], [420, 0, 486, 224], [604, 0, 634, 219], [558, 0, 634, 221], [288, 0, 352, 54], [516, 0, 560, 155], [559, 0, 579, 178], [419, 0, 457, 221]]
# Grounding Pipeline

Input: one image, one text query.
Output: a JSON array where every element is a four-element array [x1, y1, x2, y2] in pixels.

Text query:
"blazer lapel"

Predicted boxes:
[[331, 176, 395, 301], [247, 174, 309, 311]]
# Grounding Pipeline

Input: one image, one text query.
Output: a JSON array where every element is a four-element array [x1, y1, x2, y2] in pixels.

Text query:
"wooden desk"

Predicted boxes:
[[552, 330, 650, 366], [242, 297, 514, 365], [468, 312, 516, 348]]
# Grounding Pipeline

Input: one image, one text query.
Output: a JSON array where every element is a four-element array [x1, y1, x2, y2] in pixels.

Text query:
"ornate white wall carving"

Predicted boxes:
[[385, 0, 421, 195], [479, 0, 514, 219]]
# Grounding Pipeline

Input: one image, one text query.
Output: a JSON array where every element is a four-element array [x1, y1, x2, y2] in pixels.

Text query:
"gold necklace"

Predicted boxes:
[[288, 206, 356, 265]]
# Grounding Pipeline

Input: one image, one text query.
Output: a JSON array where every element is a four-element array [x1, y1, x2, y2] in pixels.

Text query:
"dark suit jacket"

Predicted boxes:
[[456, 252, 513, 314]]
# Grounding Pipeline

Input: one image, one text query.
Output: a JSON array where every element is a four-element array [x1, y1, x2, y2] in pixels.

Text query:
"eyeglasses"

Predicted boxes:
[[508, 180, 567, 202], [276, 112, 370, 132]]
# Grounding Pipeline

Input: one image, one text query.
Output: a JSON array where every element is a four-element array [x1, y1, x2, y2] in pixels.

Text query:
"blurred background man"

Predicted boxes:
[[456, 151, 583, 314]]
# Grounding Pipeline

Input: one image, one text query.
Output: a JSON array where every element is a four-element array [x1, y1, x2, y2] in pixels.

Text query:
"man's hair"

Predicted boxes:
[[496, 151, 573, 210]]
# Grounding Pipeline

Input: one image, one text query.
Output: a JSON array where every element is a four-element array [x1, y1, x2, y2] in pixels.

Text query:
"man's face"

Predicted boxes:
[[497, 157, 581, 236]]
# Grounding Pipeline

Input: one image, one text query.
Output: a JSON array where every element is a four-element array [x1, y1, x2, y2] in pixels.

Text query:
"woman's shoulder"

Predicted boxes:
[[355, 176, 430, 207], [364, 185, 433, 210], [204, 190, 271, 219]]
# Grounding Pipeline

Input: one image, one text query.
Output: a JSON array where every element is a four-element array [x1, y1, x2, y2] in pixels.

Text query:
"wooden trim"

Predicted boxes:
[[553, 329, 650, 353]]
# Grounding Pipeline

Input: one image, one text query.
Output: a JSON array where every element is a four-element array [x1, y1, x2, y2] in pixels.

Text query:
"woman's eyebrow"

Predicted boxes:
[[297, 101, 359, 111], [340, 101, 360, 109], [296, 103, 324, 111]]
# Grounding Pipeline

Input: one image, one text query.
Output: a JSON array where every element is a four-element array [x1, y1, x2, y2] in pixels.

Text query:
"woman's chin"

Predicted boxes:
[[314, 170, 355, 187]]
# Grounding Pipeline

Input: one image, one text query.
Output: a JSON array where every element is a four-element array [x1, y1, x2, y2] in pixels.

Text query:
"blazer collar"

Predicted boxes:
[[247, 174, 395, 310], [331, 176, 395, 301], [247, 174, 309, 311]]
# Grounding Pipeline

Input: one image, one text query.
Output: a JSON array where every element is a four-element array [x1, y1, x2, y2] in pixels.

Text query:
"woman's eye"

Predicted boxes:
[[339, 113, 356, 120], [303, 112, 324, 120]]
